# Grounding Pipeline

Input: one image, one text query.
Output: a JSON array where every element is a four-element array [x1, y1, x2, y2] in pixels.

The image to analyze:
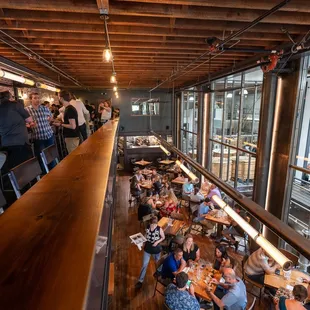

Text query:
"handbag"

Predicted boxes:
[[144, 241, 162, 255]]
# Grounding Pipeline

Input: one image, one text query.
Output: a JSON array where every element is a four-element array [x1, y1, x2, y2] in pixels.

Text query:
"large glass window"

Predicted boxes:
[[286, 58, 310, 237], [180, 89, 198, 159], [131, 98, 160, 116], [209, 68, 263, 198]]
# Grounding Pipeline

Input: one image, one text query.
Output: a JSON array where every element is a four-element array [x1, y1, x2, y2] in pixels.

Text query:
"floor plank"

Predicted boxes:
[[110, 175, 269, 310]]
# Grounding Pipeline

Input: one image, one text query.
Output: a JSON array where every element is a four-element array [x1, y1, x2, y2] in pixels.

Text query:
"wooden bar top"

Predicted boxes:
[[0, 120, 119, 310]]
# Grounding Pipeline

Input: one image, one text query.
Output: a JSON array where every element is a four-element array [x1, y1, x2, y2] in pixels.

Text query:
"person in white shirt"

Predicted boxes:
[[98, 99, 112, 125], [70, 94, 90, 141]]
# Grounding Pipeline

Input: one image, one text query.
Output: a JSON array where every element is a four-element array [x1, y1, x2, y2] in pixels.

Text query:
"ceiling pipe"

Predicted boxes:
[[0, 30, 85, 88], [150, 0, 292, 92], [152, 132, 310, 260]]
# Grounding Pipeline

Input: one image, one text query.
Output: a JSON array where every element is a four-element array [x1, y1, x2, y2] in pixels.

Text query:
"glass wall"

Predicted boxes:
[[285, 58, 310, 238], [209, 67, 263, 198], [180, 89, 198, 160]]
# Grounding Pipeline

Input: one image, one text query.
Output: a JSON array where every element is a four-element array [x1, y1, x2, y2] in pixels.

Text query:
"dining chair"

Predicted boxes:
[[279, 248, 299, 267], [163, 302, 171, 310], [40, 144, 60, 174], [8, 157, 42, 199], [246, 297, 256, 310], [242, 255, 264, 304], [153, 253, 169, 297]]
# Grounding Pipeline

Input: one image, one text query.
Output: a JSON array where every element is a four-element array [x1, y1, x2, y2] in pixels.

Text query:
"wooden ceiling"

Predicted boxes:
[[0, 0, 309, 89]]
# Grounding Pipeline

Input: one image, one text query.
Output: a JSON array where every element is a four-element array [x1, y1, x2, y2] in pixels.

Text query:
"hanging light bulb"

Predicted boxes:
[[110, 72, 117, 84], [103, 48, 112, 62], [113, 85, 118, 92], [22, 93, 28, 99], [115, 91, 118, 97]]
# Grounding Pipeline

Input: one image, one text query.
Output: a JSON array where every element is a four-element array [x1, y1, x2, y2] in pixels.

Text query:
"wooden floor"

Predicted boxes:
[[109, 175, 270, 310]]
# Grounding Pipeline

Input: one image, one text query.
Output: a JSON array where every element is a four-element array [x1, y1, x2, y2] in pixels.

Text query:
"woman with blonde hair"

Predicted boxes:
[[181, 234, 200, 264], [160, 189, 178, 217]]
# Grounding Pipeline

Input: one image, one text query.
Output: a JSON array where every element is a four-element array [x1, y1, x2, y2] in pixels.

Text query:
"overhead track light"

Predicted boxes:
[[159, 145, 171, 157], [36, 82, 60, 92], [212, 195, 292, 271], [0, 69, 35, 86], [175, 160, 199, 183]]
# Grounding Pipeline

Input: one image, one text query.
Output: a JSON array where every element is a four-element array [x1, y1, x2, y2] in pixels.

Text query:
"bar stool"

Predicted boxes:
[[8, 157, 42, 199], [40, 144, 60, 174]]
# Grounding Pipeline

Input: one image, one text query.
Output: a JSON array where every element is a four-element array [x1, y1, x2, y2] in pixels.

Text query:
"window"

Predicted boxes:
[[180, 89, 198, 160], [286, 58, 310, 236], [208, 68, 263, 198], [131, 98, 160, 116]]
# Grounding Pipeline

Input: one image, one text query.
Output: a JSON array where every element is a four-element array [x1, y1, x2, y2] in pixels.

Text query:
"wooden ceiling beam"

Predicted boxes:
[[0, 21, 295, 40], [1, 0, 310, 17], [1, 10, 308, 34], [5, 29, 289, 43], [113, 0, 310, 13]]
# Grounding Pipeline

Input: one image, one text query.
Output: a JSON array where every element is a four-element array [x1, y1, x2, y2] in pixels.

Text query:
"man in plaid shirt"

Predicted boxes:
[[25, 92, 55, 171]]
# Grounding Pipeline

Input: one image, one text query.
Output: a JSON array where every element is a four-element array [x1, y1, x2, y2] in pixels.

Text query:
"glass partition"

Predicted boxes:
[[208, 67, 263, 198], [180, 88, 199, 157]]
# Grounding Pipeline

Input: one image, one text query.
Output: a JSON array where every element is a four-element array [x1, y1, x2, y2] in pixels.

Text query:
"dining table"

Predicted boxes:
[[140, 168, 153, 176], [140, 180, 153, 190], [172, 176, 186, 185], [134, 160, 152, 166], [159, 160, 175, 165], [158, 217, 186, 236], [186, 263, 222, 302], [205, 210, 231, 238], [264, 269, 310, 290]]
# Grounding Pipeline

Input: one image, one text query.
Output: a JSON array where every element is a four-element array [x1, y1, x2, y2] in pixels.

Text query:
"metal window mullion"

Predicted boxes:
[[235, 75, 244, 188]]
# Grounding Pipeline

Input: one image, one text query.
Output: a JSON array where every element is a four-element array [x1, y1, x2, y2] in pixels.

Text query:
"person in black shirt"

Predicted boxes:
[[0, 91, 33, 169], [55, 90, 79, 154], [181, 234, 200, 264]]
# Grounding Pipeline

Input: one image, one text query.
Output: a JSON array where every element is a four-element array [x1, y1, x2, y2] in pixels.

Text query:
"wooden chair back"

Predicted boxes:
[[8, 157, 42, 199], [40, 144, 59, 173], [279, 248, 299, 267], [242, 254, 249, 279], [247, 297, 256, 310], [156, 253, 168, 269]]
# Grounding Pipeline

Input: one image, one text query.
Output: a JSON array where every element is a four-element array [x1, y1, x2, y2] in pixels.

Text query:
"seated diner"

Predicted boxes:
[[180, 234, 200, 265]]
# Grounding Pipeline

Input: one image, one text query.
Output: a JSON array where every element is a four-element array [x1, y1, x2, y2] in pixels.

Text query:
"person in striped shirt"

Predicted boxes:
[[244, 247, 280, 285]]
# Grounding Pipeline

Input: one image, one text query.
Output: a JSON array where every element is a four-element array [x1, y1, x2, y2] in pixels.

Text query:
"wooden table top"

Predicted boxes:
[[134, 160, 152, 166], [140, 181, 153, 189], [158, 217, 185, 236], [264, 269, 310, 289], [159, 160, 175, 165], [205, 211, 231, 226], [187, 265, 221, 301], [0, 120, 119, 310], [140, 168, 153, 176], [172, 177, 186, 185]]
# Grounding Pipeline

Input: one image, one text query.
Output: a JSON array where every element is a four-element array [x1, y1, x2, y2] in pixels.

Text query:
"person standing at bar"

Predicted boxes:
[[0, 91, 33, 169], [56, 90, 79, 154], [69, 93, 89, 142], [98, 99, 112, 125], [25, 92, 55, 171]]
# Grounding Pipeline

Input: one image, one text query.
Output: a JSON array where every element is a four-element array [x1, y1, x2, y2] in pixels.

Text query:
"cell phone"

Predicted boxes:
[[186, 280, 192, 289], [275, 269, 280, 275]]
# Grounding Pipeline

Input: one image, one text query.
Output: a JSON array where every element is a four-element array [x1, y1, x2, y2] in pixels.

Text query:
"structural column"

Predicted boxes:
[[264, 59, 304, 244]]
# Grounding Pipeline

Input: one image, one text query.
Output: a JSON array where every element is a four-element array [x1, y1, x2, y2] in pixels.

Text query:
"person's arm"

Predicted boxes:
[[206, 289, 225, 309], [189, 284, 196, 297], [153, 228, 165, 247], [195, 248, 201, 262], [261, 259, 278, 275], [16, 105, 33, 123], [172, 259, 186, 276], [81, 102, 90, 116], [150, 199, 156, 209], [62, 118, 76, 130]]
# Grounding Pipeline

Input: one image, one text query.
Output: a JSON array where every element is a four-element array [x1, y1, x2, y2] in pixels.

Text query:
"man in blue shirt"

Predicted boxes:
[[206, 268, 247, 310], [165, 272, 200, 310], [161, 248, 186, 280], [182, 178, 194, 196], [193, 198, 215, 234]]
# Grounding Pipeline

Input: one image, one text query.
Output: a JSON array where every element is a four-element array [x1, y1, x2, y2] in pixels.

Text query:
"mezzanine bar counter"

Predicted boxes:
[[0, 120, 119, 310]]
